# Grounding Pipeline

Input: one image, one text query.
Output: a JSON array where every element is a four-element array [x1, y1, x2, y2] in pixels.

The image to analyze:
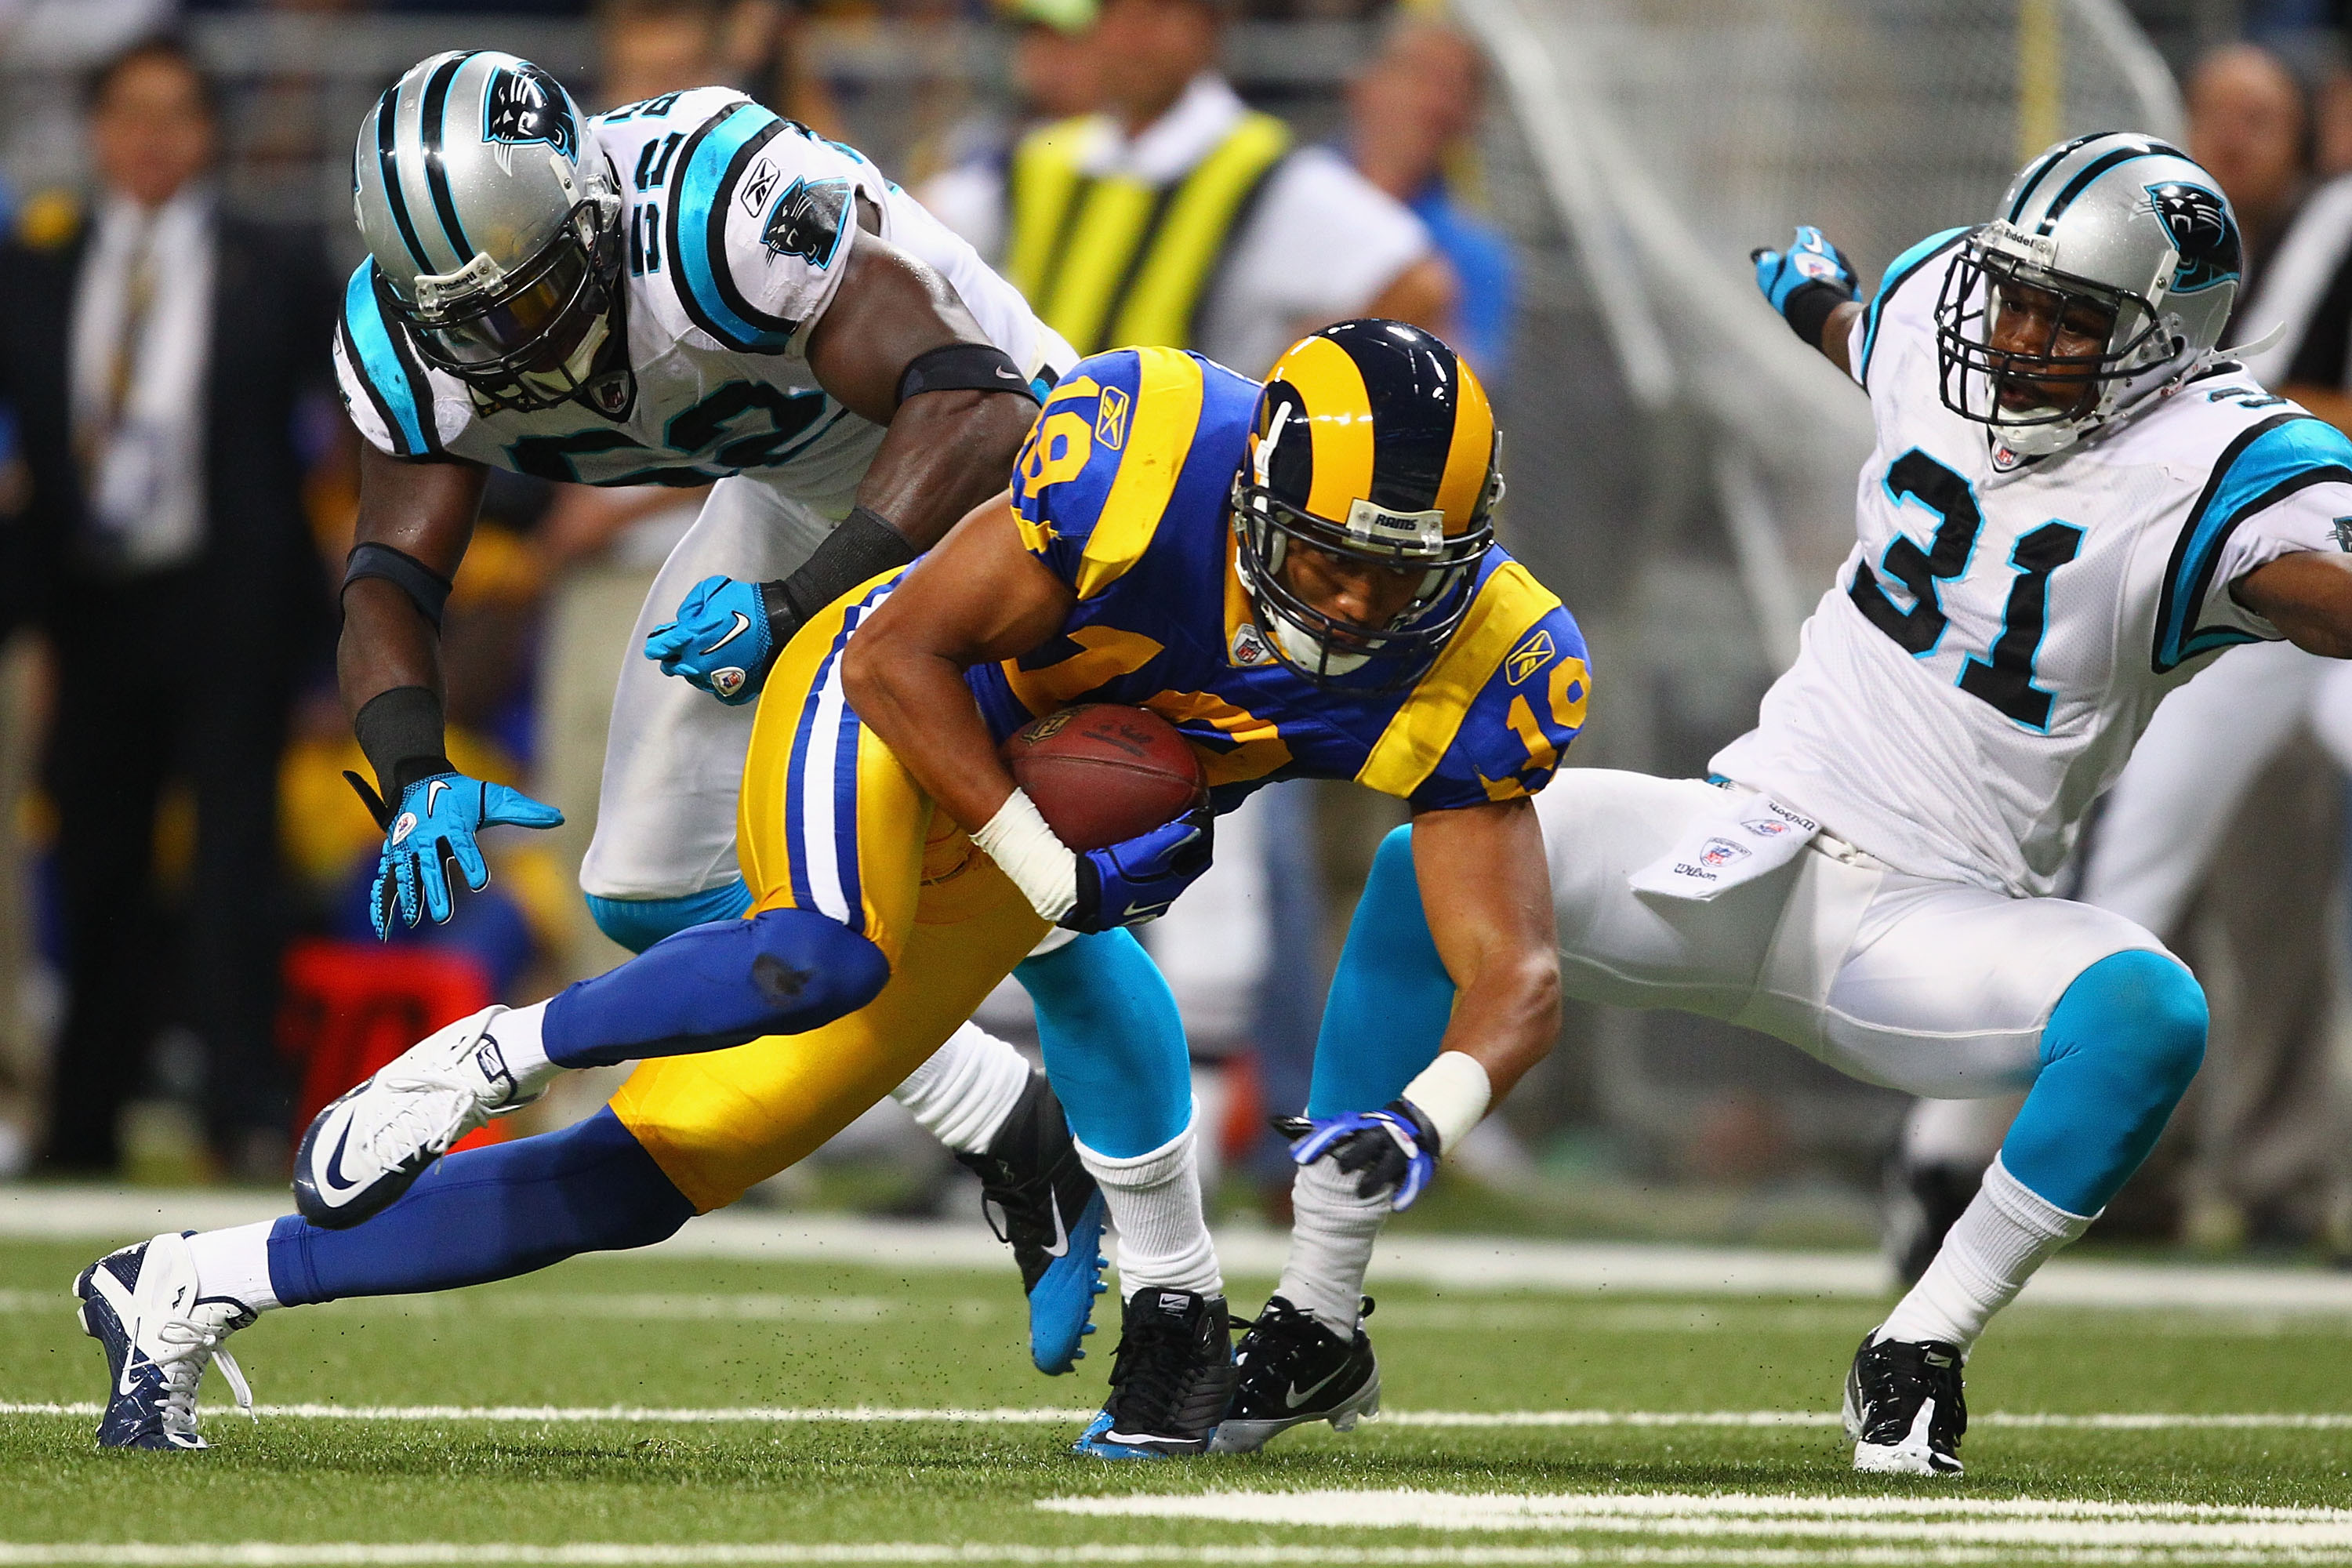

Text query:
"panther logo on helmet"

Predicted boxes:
[[2147, 183, 2239, 294], [482, 64, 578, 164]]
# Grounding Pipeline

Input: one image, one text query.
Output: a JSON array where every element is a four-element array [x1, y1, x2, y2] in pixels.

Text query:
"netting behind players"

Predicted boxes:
[[1460, 0, 2183, 645]]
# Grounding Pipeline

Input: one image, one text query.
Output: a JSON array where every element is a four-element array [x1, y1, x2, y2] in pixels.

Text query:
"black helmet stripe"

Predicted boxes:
[[420, 53, 477, 267], [375, 89, 431, 272], [1336, 324, 1464, 514], [2005, 132, 2103, 222], [2037, 140, 2176, 234]]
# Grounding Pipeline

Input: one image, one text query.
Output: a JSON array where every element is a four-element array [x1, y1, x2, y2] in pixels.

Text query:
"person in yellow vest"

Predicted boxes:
[[920, 0, 1454, 379]]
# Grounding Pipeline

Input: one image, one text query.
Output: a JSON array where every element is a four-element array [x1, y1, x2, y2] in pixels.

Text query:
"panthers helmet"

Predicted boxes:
[[1234, 321, 1500, 689], [1936, 132, 2242, 457], [354, 52, 623, 412]]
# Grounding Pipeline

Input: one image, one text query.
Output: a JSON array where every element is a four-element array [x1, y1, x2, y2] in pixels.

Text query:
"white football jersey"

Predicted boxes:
[[334, 87, 1072, 520], [1714, 228, 2352, 898]]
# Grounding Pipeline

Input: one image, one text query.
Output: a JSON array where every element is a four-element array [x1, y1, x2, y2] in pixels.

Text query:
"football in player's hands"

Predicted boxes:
[[1001, 703, 1207, 849]]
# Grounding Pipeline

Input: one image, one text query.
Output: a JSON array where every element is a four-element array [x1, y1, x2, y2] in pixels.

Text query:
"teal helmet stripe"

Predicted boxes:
[[372, 89, 431, 272], [419, 53, 477, 268], [2034, 138, 2190, 234], [2005, 133, 2102, 223]]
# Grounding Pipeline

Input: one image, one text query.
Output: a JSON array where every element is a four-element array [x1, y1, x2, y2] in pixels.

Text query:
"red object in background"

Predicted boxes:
[[278, 940, 510, 1153]]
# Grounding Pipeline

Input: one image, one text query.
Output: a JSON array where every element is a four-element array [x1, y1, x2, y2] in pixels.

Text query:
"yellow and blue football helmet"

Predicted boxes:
[[1234, 320, 1501, 688]]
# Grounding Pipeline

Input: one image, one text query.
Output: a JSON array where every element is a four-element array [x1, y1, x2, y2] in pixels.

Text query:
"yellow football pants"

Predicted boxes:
[[609, 570, 1049, 1211]]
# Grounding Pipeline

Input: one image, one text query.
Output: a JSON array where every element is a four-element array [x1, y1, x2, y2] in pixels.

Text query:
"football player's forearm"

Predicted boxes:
[[1434, 953, 1560, 1102], [1411, 797, 1561, 1102], [842, 644, 1017, 831], [853, 390, 1040, 552], [1820, 300, 1864, 375], [2234, 550, 2352, 658], [338, 582, 444, 717]]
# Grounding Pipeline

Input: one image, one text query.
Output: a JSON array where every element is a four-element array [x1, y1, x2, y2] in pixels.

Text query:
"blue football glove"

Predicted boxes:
[[356, 771, 564, 938], [644, 575, 790, 706], [1751, 225, 1860, 343], [1276, 1098, 1443, 1211], [1062, 805, 1214, 933]]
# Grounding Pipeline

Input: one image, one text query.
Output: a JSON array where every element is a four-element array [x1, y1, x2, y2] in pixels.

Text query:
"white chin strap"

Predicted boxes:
[[1270, 615, 1369, 677]]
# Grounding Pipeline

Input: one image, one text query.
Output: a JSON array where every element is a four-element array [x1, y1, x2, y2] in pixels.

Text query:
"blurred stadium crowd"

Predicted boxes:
[[0, 0, 2347, 1273]]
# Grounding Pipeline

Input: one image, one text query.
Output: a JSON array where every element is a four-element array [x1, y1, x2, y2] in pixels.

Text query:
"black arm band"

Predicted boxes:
[[1782, 281, 1853, 351], [343, 542, 455, 630], [779, 506, 921, 626], [894, 342, 1040, 408], [353, 685, 454, 802]]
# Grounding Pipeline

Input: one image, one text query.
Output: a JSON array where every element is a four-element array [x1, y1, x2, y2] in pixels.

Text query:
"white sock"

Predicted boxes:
[[492, 1000, 557, 1091], [1276, 1155, 1389, 1333], [891, 1023, 1032, 1155], [1079, 1117, 1222, 1301], [183, 1221, 281, 1314], [1878, 1154, 2092, 1352]]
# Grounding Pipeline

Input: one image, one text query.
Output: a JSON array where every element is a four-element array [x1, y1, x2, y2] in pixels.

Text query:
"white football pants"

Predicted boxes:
[[579, 475, 833, 902], [1534, 771, 2171, 1097]]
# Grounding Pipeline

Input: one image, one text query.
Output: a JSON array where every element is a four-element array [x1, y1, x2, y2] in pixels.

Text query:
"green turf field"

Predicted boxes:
[[5, 1232, 2350, 1564]]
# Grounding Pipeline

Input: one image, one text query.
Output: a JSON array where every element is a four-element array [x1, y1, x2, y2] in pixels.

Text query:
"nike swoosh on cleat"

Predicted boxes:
[[425, 779, 449, 814], [1043, 1192, 1069, 1259], [1283, 1363, 1350, 1410], [699, 612, 753, 655], [321, 1117, 364, 1196]]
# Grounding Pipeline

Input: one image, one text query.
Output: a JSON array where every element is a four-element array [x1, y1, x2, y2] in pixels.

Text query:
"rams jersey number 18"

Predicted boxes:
[[1715, 227, 2352, 898], [334, 86, 1072, 521], [964, 347, 1591, 813]]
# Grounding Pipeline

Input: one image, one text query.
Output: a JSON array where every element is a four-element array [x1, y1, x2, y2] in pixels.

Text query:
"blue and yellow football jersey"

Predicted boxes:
[[964, 347, 1591, 813]]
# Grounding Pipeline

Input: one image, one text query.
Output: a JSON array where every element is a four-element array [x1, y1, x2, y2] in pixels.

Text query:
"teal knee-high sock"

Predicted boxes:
[[1016, 930, 1191, 1158], [2001, 949, 2207, 1215], [1306, 824, 1456, 1117]]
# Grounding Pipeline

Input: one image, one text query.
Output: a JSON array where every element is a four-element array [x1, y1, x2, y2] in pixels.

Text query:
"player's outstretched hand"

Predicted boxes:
[[1751, 224, 1859, 324], [350, 771, 564, 938], [1276, 1099, 1443, 1210], [1063, 805, 1214, 933], [644, 575, 791, 706]]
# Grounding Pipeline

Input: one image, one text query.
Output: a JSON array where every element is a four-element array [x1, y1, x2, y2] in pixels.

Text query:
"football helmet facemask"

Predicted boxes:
[[1935, 132, 2242, 458], [354, 51, 627, 415], [1234, 321, 1501, 690]]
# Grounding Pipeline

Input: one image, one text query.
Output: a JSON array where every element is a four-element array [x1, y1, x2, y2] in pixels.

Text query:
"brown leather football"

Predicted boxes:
[[1000, 703, 1209, 851]]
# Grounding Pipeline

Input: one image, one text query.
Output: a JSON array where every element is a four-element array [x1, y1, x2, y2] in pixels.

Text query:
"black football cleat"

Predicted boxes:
[[1070, 1287, 1238, 1458], [1210, 1294, 1380, 1453], [955, 1070, 1107, 1374], [74, 1232, 256, 1450], [1844, 1330, 1967, 1475]]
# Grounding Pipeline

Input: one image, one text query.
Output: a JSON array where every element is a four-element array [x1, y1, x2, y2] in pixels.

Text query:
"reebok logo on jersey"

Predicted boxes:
[[762, 176, 851, 270], [1095, 385, 1130, 450], [1506, 629, 1555, 684], [741, 157, 780, 216]]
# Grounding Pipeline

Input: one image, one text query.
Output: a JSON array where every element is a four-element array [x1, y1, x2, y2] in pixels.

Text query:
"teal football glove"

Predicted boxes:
[[352, 771, 564, 938], [1751, 225, 1860, 345], [645, 575, 792, 706]]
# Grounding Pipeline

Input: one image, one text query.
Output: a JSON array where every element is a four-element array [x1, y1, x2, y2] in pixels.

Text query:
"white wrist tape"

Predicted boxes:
[[972, 789, 1077, 923], [1402, 1051, 1492, 1156]]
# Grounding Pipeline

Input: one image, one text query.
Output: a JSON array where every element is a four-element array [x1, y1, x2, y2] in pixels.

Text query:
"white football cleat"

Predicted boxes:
[[294, 1004, 543, 1229], [75, 1231, 256, 1450]]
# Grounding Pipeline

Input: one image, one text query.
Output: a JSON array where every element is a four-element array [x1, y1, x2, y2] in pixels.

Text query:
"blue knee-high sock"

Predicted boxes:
[[1016, 930, 1190, 1157], [267, 1109, 695, 1306], [586, 880, 753, 954], [1306, 823, 1456, 1117], [543, 906, 890, 1068], [2001, 949, 2207, 1216]]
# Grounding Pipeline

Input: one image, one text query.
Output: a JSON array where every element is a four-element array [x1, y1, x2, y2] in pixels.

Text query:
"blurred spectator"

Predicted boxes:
[[1345, 17, 1515, 381], [2188, 43, 2311, 278], [0, 36, 334, 1176], [595, 0, 843, 134], [916, 0, 1105, 222]]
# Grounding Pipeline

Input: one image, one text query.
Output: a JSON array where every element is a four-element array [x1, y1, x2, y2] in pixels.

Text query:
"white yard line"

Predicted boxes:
[[9, 1187, 2352, 1314], [1041, 1490, 2352, 1550], [5, 1402, 2349, 1430], [0, 1545, 2151, 1566]]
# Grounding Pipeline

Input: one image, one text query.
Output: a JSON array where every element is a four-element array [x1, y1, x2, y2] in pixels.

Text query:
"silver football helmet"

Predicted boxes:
[[1936, 132, 2243, 458], [353, 52, 624, 412]]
